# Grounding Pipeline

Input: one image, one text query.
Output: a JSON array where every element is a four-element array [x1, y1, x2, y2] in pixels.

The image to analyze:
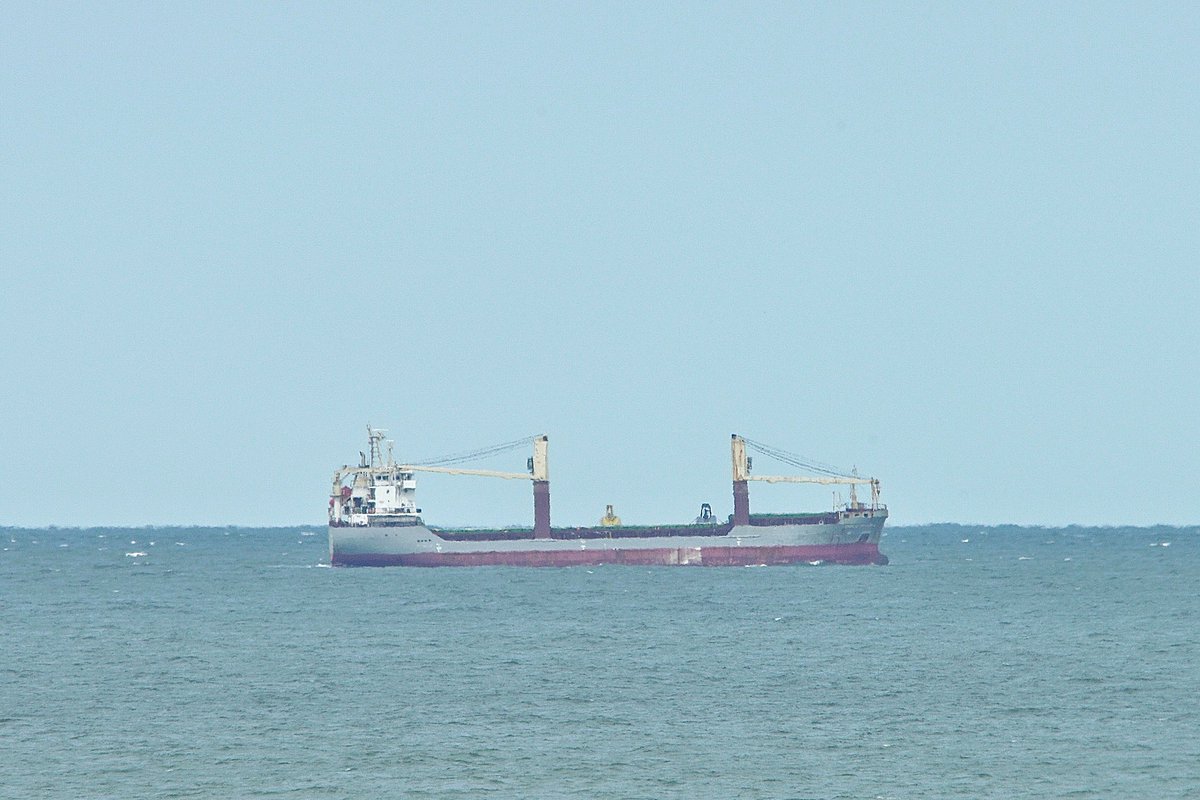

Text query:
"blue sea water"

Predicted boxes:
[[2, 525, 1197, 799]]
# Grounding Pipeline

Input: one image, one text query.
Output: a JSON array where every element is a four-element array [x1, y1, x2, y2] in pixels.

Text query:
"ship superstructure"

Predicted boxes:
[[329, 428, 422, 528], [329, 430, 887, 567]]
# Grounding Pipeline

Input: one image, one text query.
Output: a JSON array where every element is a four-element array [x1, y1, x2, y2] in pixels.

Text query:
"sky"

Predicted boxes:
[[1, 2, 1196, 528]]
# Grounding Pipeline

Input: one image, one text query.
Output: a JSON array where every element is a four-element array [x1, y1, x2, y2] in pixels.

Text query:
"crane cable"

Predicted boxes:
[[410, 436, 539, 467], [741, 437, 861, 479]]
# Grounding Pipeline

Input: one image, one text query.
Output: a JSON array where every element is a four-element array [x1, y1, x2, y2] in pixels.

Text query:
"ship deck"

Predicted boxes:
[[427, 512, 866, 542]]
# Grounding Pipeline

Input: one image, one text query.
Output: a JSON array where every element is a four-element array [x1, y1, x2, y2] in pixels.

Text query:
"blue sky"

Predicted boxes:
[[2, 3, 1196, 527]]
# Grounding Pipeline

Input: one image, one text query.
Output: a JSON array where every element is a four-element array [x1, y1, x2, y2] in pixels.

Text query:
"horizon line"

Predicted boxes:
[[2, 521, 1198, 531]]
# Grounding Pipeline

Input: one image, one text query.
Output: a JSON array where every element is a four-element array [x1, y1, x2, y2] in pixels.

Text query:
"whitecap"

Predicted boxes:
[[126, 551, 148, 557], [961, 539, 970, 543], [1018, 556, 1032, 560], [1161, 542, 1171, 547]]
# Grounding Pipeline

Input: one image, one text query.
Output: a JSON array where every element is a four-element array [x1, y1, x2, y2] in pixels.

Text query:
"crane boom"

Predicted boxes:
[[748, 474, 875, 486], [397, 464, 533, 481]]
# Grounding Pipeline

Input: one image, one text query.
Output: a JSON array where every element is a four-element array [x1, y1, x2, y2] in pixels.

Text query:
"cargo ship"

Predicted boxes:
[[328, 429, 887, 567]]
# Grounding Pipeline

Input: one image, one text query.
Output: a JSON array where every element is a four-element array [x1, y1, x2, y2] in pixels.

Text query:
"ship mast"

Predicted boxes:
[[367, 426, 387, 468], [732, 434, 751, 525]]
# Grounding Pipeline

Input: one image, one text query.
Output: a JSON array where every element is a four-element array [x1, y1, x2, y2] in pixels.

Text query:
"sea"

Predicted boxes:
[[2, 524, 1197, 799]]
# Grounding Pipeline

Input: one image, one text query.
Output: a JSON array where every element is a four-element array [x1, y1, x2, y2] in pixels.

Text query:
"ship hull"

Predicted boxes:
[[329, 513, 887, 567], [331, 542, 883, 567]]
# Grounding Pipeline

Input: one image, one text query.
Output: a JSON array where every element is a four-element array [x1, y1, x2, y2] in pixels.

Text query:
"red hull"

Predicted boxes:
[[333, 542, 887, 567]]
